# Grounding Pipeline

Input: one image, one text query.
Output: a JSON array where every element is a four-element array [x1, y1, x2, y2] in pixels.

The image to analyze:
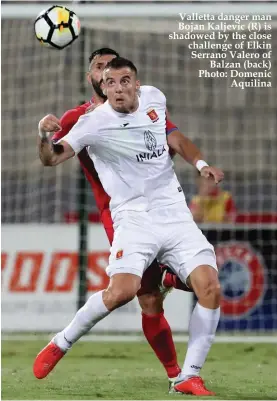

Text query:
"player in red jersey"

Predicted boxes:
[[34, 48, 215, 396]]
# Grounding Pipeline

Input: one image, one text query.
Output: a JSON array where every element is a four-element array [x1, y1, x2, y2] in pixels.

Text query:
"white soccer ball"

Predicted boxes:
[[34, 5, 81, 50]]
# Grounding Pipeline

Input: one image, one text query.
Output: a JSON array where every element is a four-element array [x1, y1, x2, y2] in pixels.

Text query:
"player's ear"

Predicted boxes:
[[136, 80, 140, 91], [101, 81, 107, 96], [86, 72, 92, 85]]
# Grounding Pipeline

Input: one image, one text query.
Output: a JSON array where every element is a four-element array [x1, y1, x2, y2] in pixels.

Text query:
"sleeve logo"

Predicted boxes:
[[116, 250, 123, 259], [146, 108, 159, 123]]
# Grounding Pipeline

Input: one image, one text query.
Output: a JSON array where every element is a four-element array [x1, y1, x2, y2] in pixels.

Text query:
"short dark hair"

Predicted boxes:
[[88, 48, 119, 64], [104, 57, 138, 75]]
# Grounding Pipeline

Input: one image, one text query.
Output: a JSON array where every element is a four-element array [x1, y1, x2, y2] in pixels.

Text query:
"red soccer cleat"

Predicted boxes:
[[174, 376, 215, 396], [33, 342, 65, 379], [160, 265, 193, 292]]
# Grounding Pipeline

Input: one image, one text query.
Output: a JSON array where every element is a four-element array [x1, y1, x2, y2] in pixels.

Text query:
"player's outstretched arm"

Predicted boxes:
[[38, 114, 75, 166], [167, 129, 203, 166], [167, 130, 224, 184]]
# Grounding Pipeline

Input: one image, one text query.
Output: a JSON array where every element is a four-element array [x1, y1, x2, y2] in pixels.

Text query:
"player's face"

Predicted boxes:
[[87, 54, 117, 100], [103, 67, 140, 113]]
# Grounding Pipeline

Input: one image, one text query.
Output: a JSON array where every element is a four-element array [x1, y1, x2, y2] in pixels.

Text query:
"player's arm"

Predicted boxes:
[[167, 129, 224, 184], [37, 114, 75, 166], [165, 111, 203, 164], [38, 112, 98, 166], [37, 135, 75, 166], [166, 128, 203, 166]]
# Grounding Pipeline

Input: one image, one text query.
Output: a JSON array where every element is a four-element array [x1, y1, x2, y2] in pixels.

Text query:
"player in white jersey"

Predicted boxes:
[[34, 57, 223, 395]]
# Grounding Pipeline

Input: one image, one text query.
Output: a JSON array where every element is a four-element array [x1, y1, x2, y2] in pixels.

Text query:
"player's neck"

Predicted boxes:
[[128, 96, 139, 113], [93, 92, 106, 105]]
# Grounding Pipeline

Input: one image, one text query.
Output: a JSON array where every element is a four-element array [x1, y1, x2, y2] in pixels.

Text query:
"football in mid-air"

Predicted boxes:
[[34, 5, 81, 50]]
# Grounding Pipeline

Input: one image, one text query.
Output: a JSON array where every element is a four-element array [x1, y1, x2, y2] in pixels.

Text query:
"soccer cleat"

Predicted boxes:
[[159, 267, 173, 299], [168, 376, 180, 394], [161, 265, 193, 293], [174, 376, 215, 396], [33, 342, 65, 379]]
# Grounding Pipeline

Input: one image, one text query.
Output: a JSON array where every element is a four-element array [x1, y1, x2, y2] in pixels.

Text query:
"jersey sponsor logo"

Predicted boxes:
[[136, 146, 166, 162], [216, 242, 266, 318], [144, 130, 157, 151], [116, 250, 123, 259], [147, 108, 159, 123]]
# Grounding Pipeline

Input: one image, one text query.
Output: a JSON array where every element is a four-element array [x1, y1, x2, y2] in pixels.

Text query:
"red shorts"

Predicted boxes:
[[101, 209, 162, 296]]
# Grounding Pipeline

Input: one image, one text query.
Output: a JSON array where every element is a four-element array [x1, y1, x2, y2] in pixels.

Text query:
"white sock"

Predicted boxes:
[[178, 302, 220, 381], [53, 290, 110, 351]]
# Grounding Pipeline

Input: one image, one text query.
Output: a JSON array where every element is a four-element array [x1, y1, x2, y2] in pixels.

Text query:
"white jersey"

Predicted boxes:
[[62, 85, 186, 220]]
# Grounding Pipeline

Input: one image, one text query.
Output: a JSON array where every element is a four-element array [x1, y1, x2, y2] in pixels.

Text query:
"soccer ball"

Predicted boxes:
[[34, 5, 81, 50]]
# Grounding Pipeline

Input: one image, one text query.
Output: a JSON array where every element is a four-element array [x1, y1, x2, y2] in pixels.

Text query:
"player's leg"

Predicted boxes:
[[156, 203, 219, 395], [33, 211, 158, 379], [54, 272, 141, 349], [137, 261, 181, 385], [33, 273, 141, 379], [174, 256, 220, 396], [103, 210, 181, 385], [179, 262, 220, 377]]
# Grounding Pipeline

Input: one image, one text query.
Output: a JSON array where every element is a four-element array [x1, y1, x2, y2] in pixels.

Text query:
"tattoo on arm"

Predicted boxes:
[[39, 137, 64, 166], [52, 143, 64, 154]]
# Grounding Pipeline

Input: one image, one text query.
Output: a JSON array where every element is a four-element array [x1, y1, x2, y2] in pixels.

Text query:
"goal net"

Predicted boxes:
[[2, 3, 277, 334]]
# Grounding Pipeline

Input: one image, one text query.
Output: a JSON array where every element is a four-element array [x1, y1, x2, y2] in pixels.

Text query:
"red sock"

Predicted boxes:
[[142, 312, 181, 378], [163, 271, 192, 292]]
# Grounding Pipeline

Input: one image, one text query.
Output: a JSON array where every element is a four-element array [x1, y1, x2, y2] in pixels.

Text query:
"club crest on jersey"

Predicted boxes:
[[144, 130, 157, 151], [116, 250, 123, 259], [147, 108, 159, 123]]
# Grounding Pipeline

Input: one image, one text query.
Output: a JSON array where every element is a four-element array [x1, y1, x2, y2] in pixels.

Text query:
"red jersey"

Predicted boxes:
[[52, 99, 178, 244]]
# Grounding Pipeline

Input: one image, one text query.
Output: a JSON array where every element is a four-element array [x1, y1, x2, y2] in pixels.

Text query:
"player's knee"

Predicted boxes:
[[198, 279, 221, 304], [190, 265, 221, 306], [113, 288, 136, 308], [103, 273, 141, 311], [104, 287, 136, 311], [138, 291, 163, 315]]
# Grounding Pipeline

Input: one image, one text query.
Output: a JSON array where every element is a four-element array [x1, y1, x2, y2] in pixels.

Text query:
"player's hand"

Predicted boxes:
[[85, 103, 101, 114], [200, 166, 224, 184], [39, 114, 61, 133]]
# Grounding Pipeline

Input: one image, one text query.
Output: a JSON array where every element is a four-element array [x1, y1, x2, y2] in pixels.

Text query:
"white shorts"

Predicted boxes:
[[106, 202, 217, 282]]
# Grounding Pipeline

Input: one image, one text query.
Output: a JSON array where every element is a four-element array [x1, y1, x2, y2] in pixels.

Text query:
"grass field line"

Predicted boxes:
[[2, 334, 277, 343]]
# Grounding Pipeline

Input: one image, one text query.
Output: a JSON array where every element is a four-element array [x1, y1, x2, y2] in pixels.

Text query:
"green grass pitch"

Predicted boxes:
[[2, 340, 277, 399]]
